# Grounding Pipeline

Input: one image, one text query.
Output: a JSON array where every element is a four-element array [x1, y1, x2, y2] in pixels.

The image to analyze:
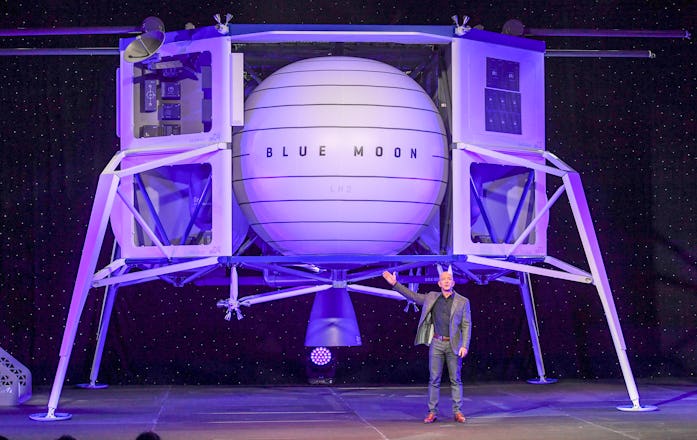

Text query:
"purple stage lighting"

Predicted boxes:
[[28, 23, 664, 420], [232, 56, 448, 256], [309, 347, 332, 367], [305, 287, 362, 347], [307, 346, 336, 385]]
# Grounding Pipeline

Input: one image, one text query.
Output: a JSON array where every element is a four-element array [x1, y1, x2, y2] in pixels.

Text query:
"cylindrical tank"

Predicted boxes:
[[232, 56, 448, 255]]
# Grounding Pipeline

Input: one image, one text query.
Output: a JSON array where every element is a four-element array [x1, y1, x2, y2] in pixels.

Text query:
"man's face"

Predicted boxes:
[[438, 271, 455, 292]]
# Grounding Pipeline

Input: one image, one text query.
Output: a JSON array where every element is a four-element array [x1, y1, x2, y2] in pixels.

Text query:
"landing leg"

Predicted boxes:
[[564, 172, 656, 411], [77, 265, 122, 389], [77, 243, 122, 390], [30, 174, 120, 421], [518, 272, 557, 385]]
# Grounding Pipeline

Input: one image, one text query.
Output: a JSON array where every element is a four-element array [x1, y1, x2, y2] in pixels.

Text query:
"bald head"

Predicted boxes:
[[438, 271, 455, 295]]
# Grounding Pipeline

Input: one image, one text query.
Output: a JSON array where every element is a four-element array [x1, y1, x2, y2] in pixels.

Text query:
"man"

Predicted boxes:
[[382, 268, 471, 424]]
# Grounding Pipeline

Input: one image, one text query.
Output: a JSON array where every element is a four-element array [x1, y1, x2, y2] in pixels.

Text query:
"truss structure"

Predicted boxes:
[[27, 23, 657, 420], [29, 140, 657, 420]]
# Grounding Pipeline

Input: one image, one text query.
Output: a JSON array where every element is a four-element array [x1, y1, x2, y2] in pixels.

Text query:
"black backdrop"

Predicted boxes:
[[0, 1, 695, 387]]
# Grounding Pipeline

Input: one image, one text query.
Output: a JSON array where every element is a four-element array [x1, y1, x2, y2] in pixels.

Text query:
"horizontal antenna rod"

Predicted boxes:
[[0, 48, 119, 56], [526, 28, 690, 39], [0, 26, 141, 37], [545, 49, 656, 58], [0, 17, 163, 38]]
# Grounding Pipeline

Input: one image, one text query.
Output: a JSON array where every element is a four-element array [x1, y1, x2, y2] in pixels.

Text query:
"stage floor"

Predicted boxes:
[[2, 379, 696, 440]]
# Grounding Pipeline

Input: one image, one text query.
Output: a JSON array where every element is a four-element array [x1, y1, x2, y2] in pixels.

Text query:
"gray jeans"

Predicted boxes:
[[427, 338, 463, 414]]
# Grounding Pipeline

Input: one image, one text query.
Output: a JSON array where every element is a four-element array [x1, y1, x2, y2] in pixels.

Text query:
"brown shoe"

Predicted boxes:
[[454, 412, 466, 423], [423, 412, 437, 423]]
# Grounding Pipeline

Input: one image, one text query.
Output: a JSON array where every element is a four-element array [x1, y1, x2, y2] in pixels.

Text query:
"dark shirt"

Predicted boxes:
[[432, 293, 454, 337]]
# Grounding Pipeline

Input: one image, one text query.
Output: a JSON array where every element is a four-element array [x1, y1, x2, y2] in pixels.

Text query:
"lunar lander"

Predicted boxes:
[[3, 15, 683, 420]]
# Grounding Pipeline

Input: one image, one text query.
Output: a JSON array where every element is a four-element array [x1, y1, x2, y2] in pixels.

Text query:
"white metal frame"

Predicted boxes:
[[31, 25, 656, 421], [30, 144, 229, 421]]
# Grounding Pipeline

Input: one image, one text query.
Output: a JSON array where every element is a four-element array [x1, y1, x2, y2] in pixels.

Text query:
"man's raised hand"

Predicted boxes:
[[382, 271, 397, 286]]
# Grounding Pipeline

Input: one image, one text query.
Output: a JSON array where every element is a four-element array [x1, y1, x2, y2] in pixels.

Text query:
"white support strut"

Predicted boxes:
[[30, 173, 120, 421], [563, 171, 656, 411]]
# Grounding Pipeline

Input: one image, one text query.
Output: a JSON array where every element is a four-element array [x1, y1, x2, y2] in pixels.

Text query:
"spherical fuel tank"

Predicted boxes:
[[232, 56, 448, 255]]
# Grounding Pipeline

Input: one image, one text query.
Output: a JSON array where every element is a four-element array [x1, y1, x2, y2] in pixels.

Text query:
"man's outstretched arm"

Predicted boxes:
[[382, 271, 426, 306]]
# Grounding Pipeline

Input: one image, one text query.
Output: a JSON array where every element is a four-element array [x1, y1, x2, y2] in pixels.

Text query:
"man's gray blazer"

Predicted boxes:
[[393, 282, 472, 354]]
